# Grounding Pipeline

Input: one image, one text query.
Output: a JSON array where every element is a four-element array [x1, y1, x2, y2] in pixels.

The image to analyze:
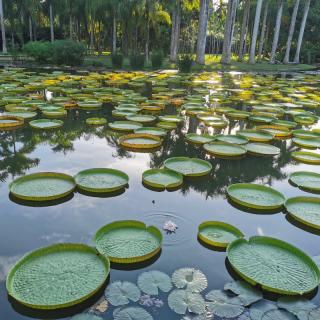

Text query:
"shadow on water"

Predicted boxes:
[[285, 214, 320, 236], [77, 187, 127, 198], [9, 193, 74, 207]]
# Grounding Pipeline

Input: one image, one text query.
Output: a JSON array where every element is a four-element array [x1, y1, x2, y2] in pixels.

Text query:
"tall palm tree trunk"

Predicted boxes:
[[283, 0, 300, 64], [29, 16, 33, 41], [294, 0, 311, 63], [0, 0, 7, 53], [170, 0, 181, 62], [249, 0, 263, 64], [238, 0, 250, 62], [112, 13, 117, 53], [257, 1, 269, 61], [49, 3, 54, 42], [270, 0, 283, 64], [221, 0, 238, 64], [196, 0, 210, 64]]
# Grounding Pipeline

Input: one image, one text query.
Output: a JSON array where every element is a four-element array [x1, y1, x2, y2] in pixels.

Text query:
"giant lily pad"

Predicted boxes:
[[137, 270, 172, 295], [292, 151, 320, 165], [159, 115, 183, 123], [185, 133, 215, 144], [10, 172, 75, 201], [134, 127, 167, 137], [126, 114, 157, 123], [86, 118, 107, 125], [105, 281, 140, 306], [246, 143, 280, 157], [94, 220, 162, 264], [227, 183, 285, 210], [204, 142, 247, 158], [109, 121, 143, 132], [119, 134, 162, 149], [142, 168, 183, 189], [227, 236, 320, 295], [171, 268, 207, 292], [292, 130, 320, 139], [293, 137, 320, 149], [168, 289, 206, 315], [29, 119, 63, 129], [198, 221, 244, 248], [216, 134, 249, 145], [75, 168, 129, 193], [289, 171, 320, 192], [237, 130, 274, 142], [6, 243, 110, 309], [0, 115, 24, 129], [113, 307, 153, 320], [285, 197, 320, 230], [4, 111, 37, 120], [164, 157, 212, 177]]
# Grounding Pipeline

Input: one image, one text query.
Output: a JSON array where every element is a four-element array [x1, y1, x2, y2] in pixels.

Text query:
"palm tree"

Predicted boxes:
[[170, 0, 181, 61], [294, 0, 311, 63], [238, 0, 251, 62], [249, 0, 263, 64], [257, 0, 269, 61], [283, 0, 300, 64], [221, 0, 238, 64], [49, 0, 54, 42], [0, 0, 7, 53], [196, 0, 210, 64], [270, 0, 283, 64]]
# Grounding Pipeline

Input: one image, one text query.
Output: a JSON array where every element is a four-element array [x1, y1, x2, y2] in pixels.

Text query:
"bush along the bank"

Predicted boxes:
[[178, 54, 194, 73], [111, 52, 124, 68], [130, 54, 145, 70], [23, 40, 86, 66], [151, 50, 164, 69]]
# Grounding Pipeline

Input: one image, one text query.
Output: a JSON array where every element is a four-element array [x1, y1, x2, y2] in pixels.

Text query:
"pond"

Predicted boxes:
[[0, 68, 320, 319]]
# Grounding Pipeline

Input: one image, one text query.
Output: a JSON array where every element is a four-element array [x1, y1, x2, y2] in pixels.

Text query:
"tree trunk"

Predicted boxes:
[[257, 1, 269, 61], [196, 0, 209, 64], [249, 0, 263, 64], [49, 3, 54, 42], [221, 0, 238, 64], [238, 0, 250, 61], [0, 0, 7, 53], [69, 15, 72, 39], [294, 0, 311, 63], [283, 0, 300, 64], [112, 13, 116, 53], [122, 22, 129, 56], [270, 0, 283, 64], [145, 19, 150, 62], [170, 0, 181, 62], [29, 15, 33, 41]]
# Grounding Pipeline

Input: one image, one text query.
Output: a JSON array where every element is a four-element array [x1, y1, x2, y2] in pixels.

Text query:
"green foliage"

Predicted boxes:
[[151, 50, 164, 69], [51, 40, 86, 66], [23, 41, 52, 63], [130, 54, 145, 70], [111, 52, 124, 68], [177, 54, 194, 73]]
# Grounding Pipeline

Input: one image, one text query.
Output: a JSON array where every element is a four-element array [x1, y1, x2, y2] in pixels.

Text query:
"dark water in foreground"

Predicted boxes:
[[0, 72, 320, 319]]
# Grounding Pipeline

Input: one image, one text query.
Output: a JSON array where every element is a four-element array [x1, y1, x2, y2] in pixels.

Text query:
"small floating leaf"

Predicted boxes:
[[249, 300, 278, 320], [172, 268, 207, 292], [113, 307, 153, 320], [168, 289, 205, 315], [71, 314, 103, 320], [277, 297, 317, 316], [137, 271, 172, 295], [261, 309, 297, 320], [105, 281, 140, 306]]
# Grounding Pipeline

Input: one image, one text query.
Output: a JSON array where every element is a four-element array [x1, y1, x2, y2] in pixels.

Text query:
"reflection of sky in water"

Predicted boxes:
[[0, 72, 320, 319]]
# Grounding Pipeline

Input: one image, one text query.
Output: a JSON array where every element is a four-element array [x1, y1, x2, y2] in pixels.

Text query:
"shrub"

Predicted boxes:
[[151, 50, 164, 69], [51, 40, 86, 66], [83, 59, 105, 67], [111, 52, 124, 68], [23, 41, 52, 63], [177, 54, 194, 73], [130, 54, 145, 70]]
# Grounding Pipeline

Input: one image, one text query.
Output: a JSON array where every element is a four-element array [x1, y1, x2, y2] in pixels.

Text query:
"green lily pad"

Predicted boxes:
[[289, 171, 320, 192], [171, 268, 207, 292], [134, 127, 167, 137], [246, 143, 280, 156], [156, 121, 177, 129], [105, 281, 140, 306], [224, 281, 262, 306], [126, 114, 157, 123], [159, 115, 183, 123], [185, 133, 215, 144], [164, 157, 212, 177], [249, 115, 275, 124], [292, 151, 320, 165], [42, 109, 67, 118], [119, 134, 162, 149], [204, 142, 247, 158], [271, 119, 297, 129], [277, 297, 317, 317], [94, 220, 162, 264], [292, 130, 320, 139], [137, 270, 172, 295], [71, 314, 103, 320], [205, 290, 245, 318], [86, 118, 107, 125], [261, 309, 297, 320], [227, 236, 320, 295], [285, 197, 320, 230], [113, 307, 153, 320], [109, 121, 143, 132], [249, 300, 278, 320], [6, 243, 110, 309], [237, 130, 274, 142], [168, 289, 206, 315], [29, 119, 63, 129], [142, 169, 183, 189], [227, 183, 285, 210], [293, 138, 320, 149], [216, 134, 249, 145], [198, 221, 244, 248], [4, 111, 37, 120], [10, 172, 75, 201]]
